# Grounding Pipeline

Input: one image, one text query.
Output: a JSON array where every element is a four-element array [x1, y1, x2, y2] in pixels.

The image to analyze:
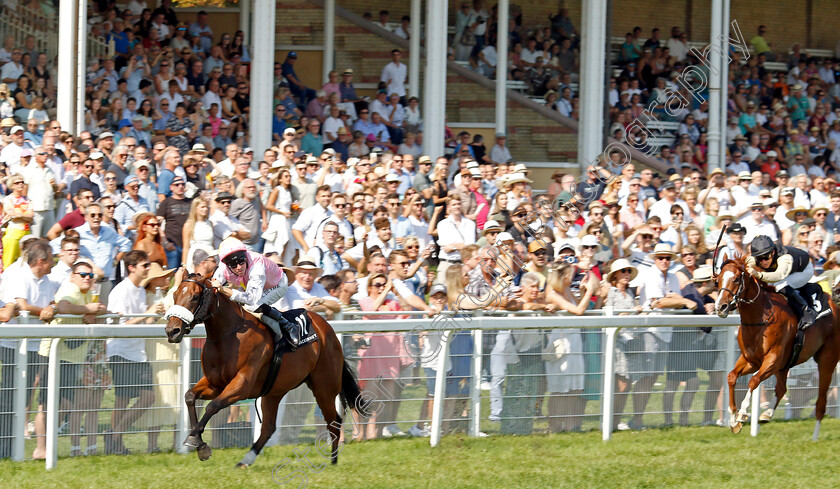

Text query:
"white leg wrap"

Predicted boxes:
[[739, 389, 752, 416], [239, 449, 258, 466]]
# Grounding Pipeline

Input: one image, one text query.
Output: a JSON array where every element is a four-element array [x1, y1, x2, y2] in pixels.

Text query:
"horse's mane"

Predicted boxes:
[[719, 254, 777, 294]]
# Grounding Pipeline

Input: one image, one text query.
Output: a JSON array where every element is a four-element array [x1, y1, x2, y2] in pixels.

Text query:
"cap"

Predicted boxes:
[[766, 150, 778, 157], [305, 155, 319, 165], [321, 148, 336, 156], [495, 132, 506, 138], [780, 187, 795, 196], [283, 127, 295, 135], [556, 241, 577, 254], [170, 176, 185, 186], [118, 119, 132, 129], [131, 114, 145, 122], [9, 125, 23, 134], [243, 147, 254, 154], [287, 51, 298, 58], [98, 131, 114, 139], [20, 148, 32, 158], [661, 180, 676, 190], [528, 241, 547, 253], [776, 169, 789, 177], [429, 284, 447, 296], [89, 151, 104, 159], [76, 144, 91, 153], [579, 234, 600, 248], [124, 175, 140, 187], [134, 159, 151, 169], [385, 173, 400, 183]]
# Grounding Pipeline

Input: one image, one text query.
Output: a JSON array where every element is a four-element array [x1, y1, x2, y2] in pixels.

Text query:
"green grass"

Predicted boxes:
[[3, 418, 840, 489]]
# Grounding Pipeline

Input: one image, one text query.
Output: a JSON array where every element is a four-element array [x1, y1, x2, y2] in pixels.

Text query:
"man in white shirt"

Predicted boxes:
[[489, 132, 513, 163], [740, 199, 779, 244], [0, 49, 23, 90], [380, 49, 407, 100], [216, 143, 240, 178], [313, 192, 353, 246], [322, 105, 343, 145], [343, 217, 394, 268], [1, 125, 27, 169], [292, 185, 333, 253], [648, 181, 688, 225], [21, 145, 57, 237], [278, 256, 340, 315], [6, 240, 58, 459], [106, 250, 164, 455], [47, 236, 82, 285], [395, 195, 431, 249], [436, 196, 477, 282], [210, 192, 250, 247], [387, 249, 433, 313], [520, 38, 544, 68]]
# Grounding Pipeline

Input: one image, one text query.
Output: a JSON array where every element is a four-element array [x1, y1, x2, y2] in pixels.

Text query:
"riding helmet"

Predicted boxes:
[[219, 237, 247, 263], [749, 235, 776, 258]]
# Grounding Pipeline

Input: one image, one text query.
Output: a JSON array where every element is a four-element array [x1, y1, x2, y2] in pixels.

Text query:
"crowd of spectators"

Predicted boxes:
[[1, 3, 839, 457]]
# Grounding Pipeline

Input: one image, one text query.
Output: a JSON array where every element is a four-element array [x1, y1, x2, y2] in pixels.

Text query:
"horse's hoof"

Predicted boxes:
[[183, 435, 202, 448], [736, 413, 750, 423], [236, 463, 249, 469], [197, 443, 212, 461], [759, 409, 774, 423], [730, 422, 743, 434]]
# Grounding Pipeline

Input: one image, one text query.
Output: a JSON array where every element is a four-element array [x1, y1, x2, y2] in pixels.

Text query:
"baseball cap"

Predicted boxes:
[[288, 51, 298, 58], [385, 173, 400, 183], [496, 232, 514, 243], [283, 127, 295, 135], [89, 151, 104, 159], [780, 187, 795, 196], [528, 241, 547, 252], [20, 148, 32, 158], [10, 125, 23, 134], [118, 119, 132, 129], [124, 175, 140, 187], [98, 131, 114, 140], [429, 284, 447, 296], [134, 159, 151, 169]]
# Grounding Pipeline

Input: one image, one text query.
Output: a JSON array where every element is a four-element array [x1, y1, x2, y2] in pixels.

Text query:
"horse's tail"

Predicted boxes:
[[340, 361, 369, 414]]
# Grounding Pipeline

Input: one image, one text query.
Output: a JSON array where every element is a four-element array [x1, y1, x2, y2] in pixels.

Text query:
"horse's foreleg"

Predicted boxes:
[[739, 356, 781, 422], [237, 394, 285, 469], [727, 355, 755, 431], [184, 378, 222, 450], [188, 372, 258, 460]]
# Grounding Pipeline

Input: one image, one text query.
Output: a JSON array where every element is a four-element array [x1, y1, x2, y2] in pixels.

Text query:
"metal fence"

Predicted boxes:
[[1, 311, 838, 470]]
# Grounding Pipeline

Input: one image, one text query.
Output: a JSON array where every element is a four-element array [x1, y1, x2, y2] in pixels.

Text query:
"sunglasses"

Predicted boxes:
[[533, 250, 548, 256], [75, 272, 95, 279], [223, 255, 247, 267], [582, 245, 597, 250], [655, 256, 672, 262], [371, 282, 387, 287], [103, 205, 115, 209], [146, 222, 160, 227], [87, 213, 103, 218], [406, 245, 419, 249]]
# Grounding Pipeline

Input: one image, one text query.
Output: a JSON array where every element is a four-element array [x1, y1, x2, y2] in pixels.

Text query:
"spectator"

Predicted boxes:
[[230, 179, 263, 251], [381, 49, 407, 103], [77, 203, 132, 303], [157, 176, 193, 265], [132, 214, 167, 267], [105, 250, 165, 455], [1, 173, 32, 266]]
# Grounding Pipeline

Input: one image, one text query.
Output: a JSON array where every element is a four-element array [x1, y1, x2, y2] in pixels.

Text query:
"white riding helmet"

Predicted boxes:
[[219, 236, 247, 261]]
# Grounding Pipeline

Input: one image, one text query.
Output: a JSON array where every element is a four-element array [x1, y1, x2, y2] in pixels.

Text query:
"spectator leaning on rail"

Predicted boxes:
[[745, 235, 817, 330], [203, 237, 300, 349]]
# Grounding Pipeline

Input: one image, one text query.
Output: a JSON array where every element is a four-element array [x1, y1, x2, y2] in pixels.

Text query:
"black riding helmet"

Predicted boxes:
[[750, 235, 778, 259], [222, 249, 248, 268]]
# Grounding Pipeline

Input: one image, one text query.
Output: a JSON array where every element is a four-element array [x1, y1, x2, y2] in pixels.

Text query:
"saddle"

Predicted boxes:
[[256, 308, 318, 398], [785, 283, 831, 370]]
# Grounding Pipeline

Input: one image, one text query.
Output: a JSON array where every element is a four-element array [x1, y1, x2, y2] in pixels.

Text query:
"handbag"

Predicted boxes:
[[542, 337, 567, 362], [460, 28, 476, 46], [261, 228, 277, 241]]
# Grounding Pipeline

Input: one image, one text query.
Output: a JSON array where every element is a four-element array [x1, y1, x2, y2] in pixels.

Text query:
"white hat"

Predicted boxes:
[[692, 265, 714, 282], [294, 253, 323, 274], [283, 127, 295, 135], [766, 150, 778, 157], [385, 173, 400, 183], [469, 168, 482, 178], [134, 159, 151, 169], [89, 151, 104, 159], [482, 220, 503, 234], [578, 234, 600, 251], [738, 171, 751, 180], [346, 157, 359, 167], [513, 163, 530, 174], [10, 125, 23, 134], [649, 243, 678, 260], [496, 232, 514, 243]]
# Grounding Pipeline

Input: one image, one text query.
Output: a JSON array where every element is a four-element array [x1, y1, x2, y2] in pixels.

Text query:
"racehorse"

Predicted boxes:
[[164, 274, 367, 467], [715, 254, 840, 440]]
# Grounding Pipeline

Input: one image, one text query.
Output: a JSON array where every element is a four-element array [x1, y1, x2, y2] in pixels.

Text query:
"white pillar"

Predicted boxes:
[[240, 0, 251, 46], [323, 0, 335, 84], [76, 0, 88, 135], [707, 0, 723, 174], [409, 0, 421, 98], [423, 0, 447, 159], [250, 0, 277, 154], [495, 0, 509, 135], [577, 0, 607, 167], [719, 0, 731, 172], [57, 0, 77, 131]]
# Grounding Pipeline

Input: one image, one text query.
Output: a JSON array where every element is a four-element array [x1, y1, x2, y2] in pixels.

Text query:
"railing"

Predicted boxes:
[[1, 312, 836, 470]]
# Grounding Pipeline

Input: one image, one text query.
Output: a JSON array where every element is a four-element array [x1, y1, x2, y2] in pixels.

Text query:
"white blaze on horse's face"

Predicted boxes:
[[716, 270, 735, 317]]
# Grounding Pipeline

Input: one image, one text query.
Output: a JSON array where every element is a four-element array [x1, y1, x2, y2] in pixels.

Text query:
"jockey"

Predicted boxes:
[[746, 234, 817, 330], [210, 237, 301, 349]]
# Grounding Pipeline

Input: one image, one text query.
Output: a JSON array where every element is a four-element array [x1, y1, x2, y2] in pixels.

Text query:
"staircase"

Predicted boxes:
[[278, 0, 664, 171]]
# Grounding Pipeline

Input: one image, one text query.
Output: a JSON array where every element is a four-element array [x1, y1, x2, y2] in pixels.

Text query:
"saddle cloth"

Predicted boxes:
[[800, 283, 832, 321], [255, 308, 318, 398]]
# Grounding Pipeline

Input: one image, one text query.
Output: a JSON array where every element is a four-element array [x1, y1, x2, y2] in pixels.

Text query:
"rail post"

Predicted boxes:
[[430, 330, 452, 447], [12, 338, 27, 461], [176, 339, 191, 454], [45, 338, 60, 469], [601, 327, 618, 441]]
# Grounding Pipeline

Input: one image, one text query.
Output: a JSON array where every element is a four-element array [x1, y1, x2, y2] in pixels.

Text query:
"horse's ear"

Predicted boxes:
[[721, 252, 729, 264]]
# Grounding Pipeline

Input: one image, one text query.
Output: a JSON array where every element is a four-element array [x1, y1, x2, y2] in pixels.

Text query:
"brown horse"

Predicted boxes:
[[715, 255, 840, 439], [164, 274, 367, 467]]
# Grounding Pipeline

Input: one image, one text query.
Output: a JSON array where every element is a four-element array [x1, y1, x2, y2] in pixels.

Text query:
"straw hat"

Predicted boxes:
[[785, 206, 810, 220], [809, 205, 829, 218], [294, 253, 323, 275], [692, 266, 714, 283], [503, 172, 532, 187], [141, 263, 176, 288], [649, 243, 678, 260], [133, 212, 157, 229], [512, 164, 531, 175], [482, 220, 503, 234], [606, 258, 638, 282]]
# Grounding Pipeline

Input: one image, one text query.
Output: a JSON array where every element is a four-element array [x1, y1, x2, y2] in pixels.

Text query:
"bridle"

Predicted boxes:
[[718, 262, 772, 326], [165, 277, 217, 333]]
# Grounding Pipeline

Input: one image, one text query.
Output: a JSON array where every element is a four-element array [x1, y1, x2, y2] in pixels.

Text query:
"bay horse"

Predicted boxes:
[[164, 274, 367, 467], [715, 255, 840, 439]]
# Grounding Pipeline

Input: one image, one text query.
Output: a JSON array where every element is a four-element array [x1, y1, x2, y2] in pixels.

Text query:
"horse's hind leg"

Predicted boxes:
[[760, 370, 788, 423], [812, 348, 840, 440], [237, 394, 285, 468], [312, 381, 343, 465]]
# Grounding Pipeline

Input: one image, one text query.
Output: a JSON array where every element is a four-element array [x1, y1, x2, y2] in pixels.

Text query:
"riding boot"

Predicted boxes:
[[780, 286, 816, 330], [257, 304, 300, 350]]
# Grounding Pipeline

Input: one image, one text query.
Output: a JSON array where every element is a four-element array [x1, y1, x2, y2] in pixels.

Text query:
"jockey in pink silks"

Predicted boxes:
[[210, 237, 300, 349]]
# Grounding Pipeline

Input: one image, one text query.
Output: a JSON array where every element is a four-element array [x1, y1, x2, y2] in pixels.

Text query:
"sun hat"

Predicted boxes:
[[140, 263, 176, 288], [606, 258, 638, 282], [649, 243, 678, 260], [785, 206, 810, 220], [692, 266, 714, 283], [294, 253, 323, 275]]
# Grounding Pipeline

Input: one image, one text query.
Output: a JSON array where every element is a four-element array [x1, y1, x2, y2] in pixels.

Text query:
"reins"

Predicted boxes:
[[720, 265, 771, 327]]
